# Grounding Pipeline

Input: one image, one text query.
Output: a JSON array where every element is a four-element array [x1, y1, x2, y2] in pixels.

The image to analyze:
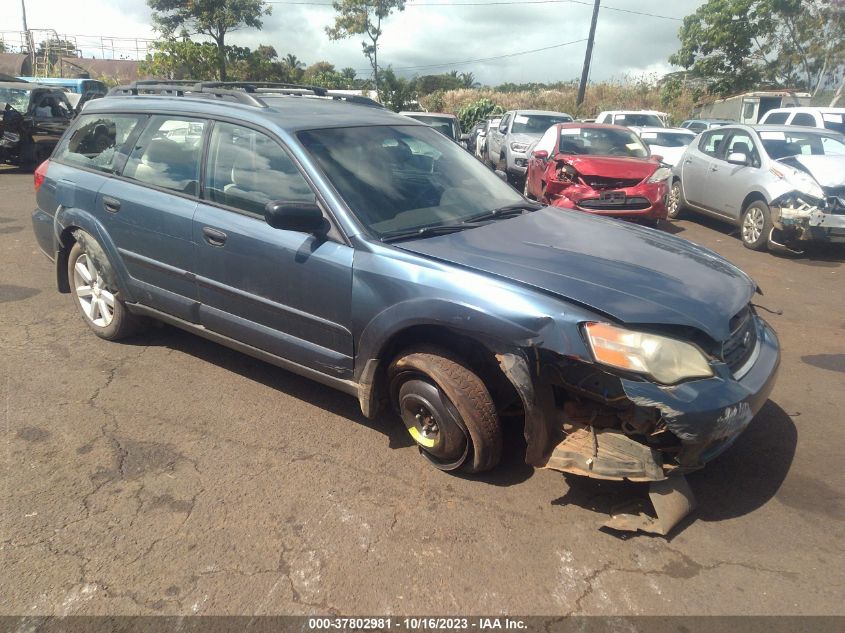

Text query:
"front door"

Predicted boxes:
[[193, 121, 354, 379]]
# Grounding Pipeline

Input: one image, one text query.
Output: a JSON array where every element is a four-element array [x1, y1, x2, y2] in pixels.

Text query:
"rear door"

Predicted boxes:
[[193, 121, 354, 379], [99, 114, 207, 321], [681, 128, 729, 208], [489, 113, 510, 162]]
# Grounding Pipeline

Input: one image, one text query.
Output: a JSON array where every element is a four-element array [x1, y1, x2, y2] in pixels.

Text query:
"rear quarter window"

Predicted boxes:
[[54, 113, 145, 174]]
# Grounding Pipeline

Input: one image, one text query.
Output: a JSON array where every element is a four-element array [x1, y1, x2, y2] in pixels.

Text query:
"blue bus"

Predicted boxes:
[[16, 77, 108, 97]]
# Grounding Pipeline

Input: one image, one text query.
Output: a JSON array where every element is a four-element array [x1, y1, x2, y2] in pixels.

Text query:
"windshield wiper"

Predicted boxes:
[[463, 201, 543, 223], [380, 223, 482, 243]]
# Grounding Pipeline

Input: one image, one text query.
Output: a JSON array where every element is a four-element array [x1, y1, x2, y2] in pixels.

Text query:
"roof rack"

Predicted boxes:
[[197, 81, 384, 108], [107, 82, 268, 107], [107, 80, 384, 109]]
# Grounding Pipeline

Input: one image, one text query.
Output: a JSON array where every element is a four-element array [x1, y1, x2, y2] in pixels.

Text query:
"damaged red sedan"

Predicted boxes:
[[524, 123, 672, 225]]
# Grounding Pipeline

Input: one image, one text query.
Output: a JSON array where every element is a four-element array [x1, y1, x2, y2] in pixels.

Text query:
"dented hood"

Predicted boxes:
[[788, 155, 845, 188], [397, 209, 756, 341], [557, 155, 661, 180]]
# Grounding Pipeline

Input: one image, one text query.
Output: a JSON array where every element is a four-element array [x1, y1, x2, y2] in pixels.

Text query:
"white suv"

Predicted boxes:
[[595, 110, 667, 128], [758, 107, 845, 134]]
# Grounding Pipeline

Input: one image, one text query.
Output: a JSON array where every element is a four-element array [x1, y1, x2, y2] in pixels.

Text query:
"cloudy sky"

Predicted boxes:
[[6, 0, 704, 84]]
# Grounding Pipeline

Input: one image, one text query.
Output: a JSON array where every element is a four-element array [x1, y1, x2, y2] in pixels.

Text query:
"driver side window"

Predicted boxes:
[[205, 122, 315, 215], [724, 132, 760, 167]]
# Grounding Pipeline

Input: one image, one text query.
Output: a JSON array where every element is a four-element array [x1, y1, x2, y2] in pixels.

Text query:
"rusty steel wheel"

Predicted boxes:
[[388, 346, 502, 473]]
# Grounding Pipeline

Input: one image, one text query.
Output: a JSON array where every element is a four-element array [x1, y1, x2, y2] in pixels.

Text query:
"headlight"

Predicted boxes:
[[772, 166, 825, 201], [584, 322, 713, 384], [646, 167, 672, 183], [510, 142, 530, 153]]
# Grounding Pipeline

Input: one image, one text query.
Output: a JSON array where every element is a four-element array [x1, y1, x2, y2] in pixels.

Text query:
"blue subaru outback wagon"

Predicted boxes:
[[31, 82, 780, 533]]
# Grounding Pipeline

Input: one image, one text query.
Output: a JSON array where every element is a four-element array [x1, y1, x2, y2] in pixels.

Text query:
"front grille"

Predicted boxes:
[[582, 176, 642, 190], [578, 196, 651, 211], [721, 307, 758, 374]]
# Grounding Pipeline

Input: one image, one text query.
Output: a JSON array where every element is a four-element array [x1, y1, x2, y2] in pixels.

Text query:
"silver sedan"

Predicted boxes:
[[669, 124, 845, 252]]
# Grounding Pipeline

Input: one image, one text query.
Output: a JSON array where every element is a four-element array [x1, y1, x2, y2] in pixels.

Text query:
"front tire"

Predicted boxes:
[[667, 180, 684, 219], [68, 233, 145, 340], [388, 346, 502, 474], [740, 200, 772, 251]]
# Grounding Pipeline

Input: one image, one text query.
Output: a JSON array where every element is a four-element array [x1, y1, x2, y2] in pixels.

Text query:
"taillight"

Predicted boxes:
[[34, 159, 49, 192]]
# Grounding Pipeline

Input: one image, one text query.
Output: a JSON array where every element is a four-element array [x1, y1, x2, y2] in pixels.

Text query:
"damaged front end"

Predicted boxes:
[[543, 155, 668, 221], [500, 311, 780, 536], [770, 190, 845, 248]]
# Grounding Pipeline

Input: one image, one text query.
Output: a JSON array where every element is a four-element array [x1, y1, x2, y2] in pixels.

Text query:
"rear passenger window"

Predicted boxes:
[[791, 113, 816, 127], [764, 112, 789, 124], [55, 114, 143, 173], [204, 122, 315, 215], [122, 116, 205, 196], [699, 130, 728, 157]]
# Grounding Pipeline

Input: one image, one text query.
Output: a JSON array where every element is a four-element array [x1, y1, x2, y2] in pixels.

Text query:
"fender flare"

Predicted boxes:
[[55, 207, 136, 302]]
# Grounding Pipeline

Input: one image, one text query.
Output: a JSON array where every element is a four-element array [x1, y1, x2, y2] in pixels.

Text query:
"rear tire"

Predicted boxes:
[[388, 346, 502, 474], [67, 232, 146, 340], [740, 200, 772, 251]]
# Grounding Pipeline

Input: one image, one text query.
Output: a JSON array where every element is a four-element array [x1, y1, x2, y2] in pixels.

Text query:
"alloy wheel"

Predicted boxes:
[[72, 253, 116, 328], [742, 206, 765, 244]]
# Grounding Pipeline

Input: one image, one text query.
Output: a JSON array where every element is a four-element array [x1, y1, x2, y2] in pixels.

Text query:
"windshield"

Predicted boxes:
[[759, 130, 845, 159], [557, 127, 650, 157], [612, 113, 664, 127], [511, 114, 572, 134], [640, 131, 695, 147], [0, 88, 31, 112], [298, 125, 524, 237], [409, 115, 457, 139]]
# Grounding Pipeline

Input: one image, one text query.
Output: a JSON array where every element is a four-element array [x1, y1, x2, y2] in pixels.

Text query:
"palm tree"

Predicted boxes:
[[284, 54, 305, 81], [459, 72, 480, 89]]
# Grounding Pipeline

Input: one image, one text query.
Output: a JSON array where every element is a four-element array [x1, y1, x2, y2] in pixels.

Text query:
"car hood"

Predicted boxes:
[[788, 155, 845, 188], [648, 145, 686, 167], [510, 132, 543, 144], [397, 209, 755, 341], [557, 155, 660, 180]]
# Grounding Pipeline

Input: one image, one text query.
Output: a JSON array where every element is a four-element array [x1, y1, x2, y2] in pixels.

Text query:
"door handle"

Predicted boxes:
[[102, 196, 121, 213], [684, 158, 693, 164], [709, 165, 719, 172], [202, 226, 227, 247]]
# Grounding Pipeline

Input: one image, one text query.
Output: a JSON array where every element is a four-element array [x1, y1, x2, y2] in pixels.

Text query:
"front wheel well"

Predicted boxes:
[[740, 191, 768, 214], [369, 325, 523, 423]]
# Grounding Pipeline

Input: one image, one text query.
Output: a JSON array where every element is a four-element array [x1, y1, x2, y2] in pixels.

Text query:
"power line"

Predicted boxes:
[[353, 37, 587, 73], [264, 0, 683, 21]]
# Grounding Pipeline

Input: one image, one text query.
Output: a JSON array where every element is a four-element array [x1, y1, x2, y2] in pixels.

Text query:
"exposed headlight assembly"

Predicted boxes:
[[770, 165, 825, 201], [646, 167, 673, 183], [510, 142, 530, 153], [584, 322, 713, 384]]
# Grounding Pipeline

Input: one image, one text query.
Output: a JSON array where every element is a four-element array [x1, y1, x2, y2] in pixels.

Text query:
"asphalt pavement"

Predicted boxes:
[[1, 165, 844, 616]]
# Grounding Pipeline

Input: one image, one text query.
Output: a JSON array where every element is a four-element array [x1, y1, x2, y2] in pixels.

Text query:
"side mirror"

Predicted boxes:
[[460, 133, 470, 141], [532, 149, 549, 160], [494, 169, 508, 181], [651, 154, 664, 163], [265, 201, 327, 233], [727, 151, 749, 166]]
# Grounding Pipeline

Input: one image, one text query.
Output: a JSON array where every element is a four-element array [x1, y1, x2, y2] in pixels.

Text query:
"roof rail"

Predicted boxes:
[[197, 81, 384, 108], [107, 82, 268, 107]]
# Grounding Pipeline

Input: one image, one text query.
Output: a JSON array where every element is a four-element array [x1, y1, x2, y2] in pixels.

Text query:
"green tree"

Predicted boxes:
[[139, 40, 222, 80], [302, 61, 337, 84], [378, 67, 416, 111], [284, 53, 305, 81], [146, 0, 271, 81], [416, 73, 462, 95], [326, 0, 406, 94], [670, 0, 845, 96]]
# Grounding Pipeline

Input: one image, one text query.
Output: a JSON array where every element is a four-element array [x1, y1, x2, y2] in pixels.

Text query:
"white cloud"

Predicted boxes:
[[4, 0, 704, 84]]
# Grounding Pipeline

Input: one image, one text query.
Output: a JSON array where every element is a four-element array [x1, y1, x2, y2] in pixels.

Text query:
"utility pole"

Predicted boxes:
[[21, 0, 36, 73], [576, 0, 601, 107]]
